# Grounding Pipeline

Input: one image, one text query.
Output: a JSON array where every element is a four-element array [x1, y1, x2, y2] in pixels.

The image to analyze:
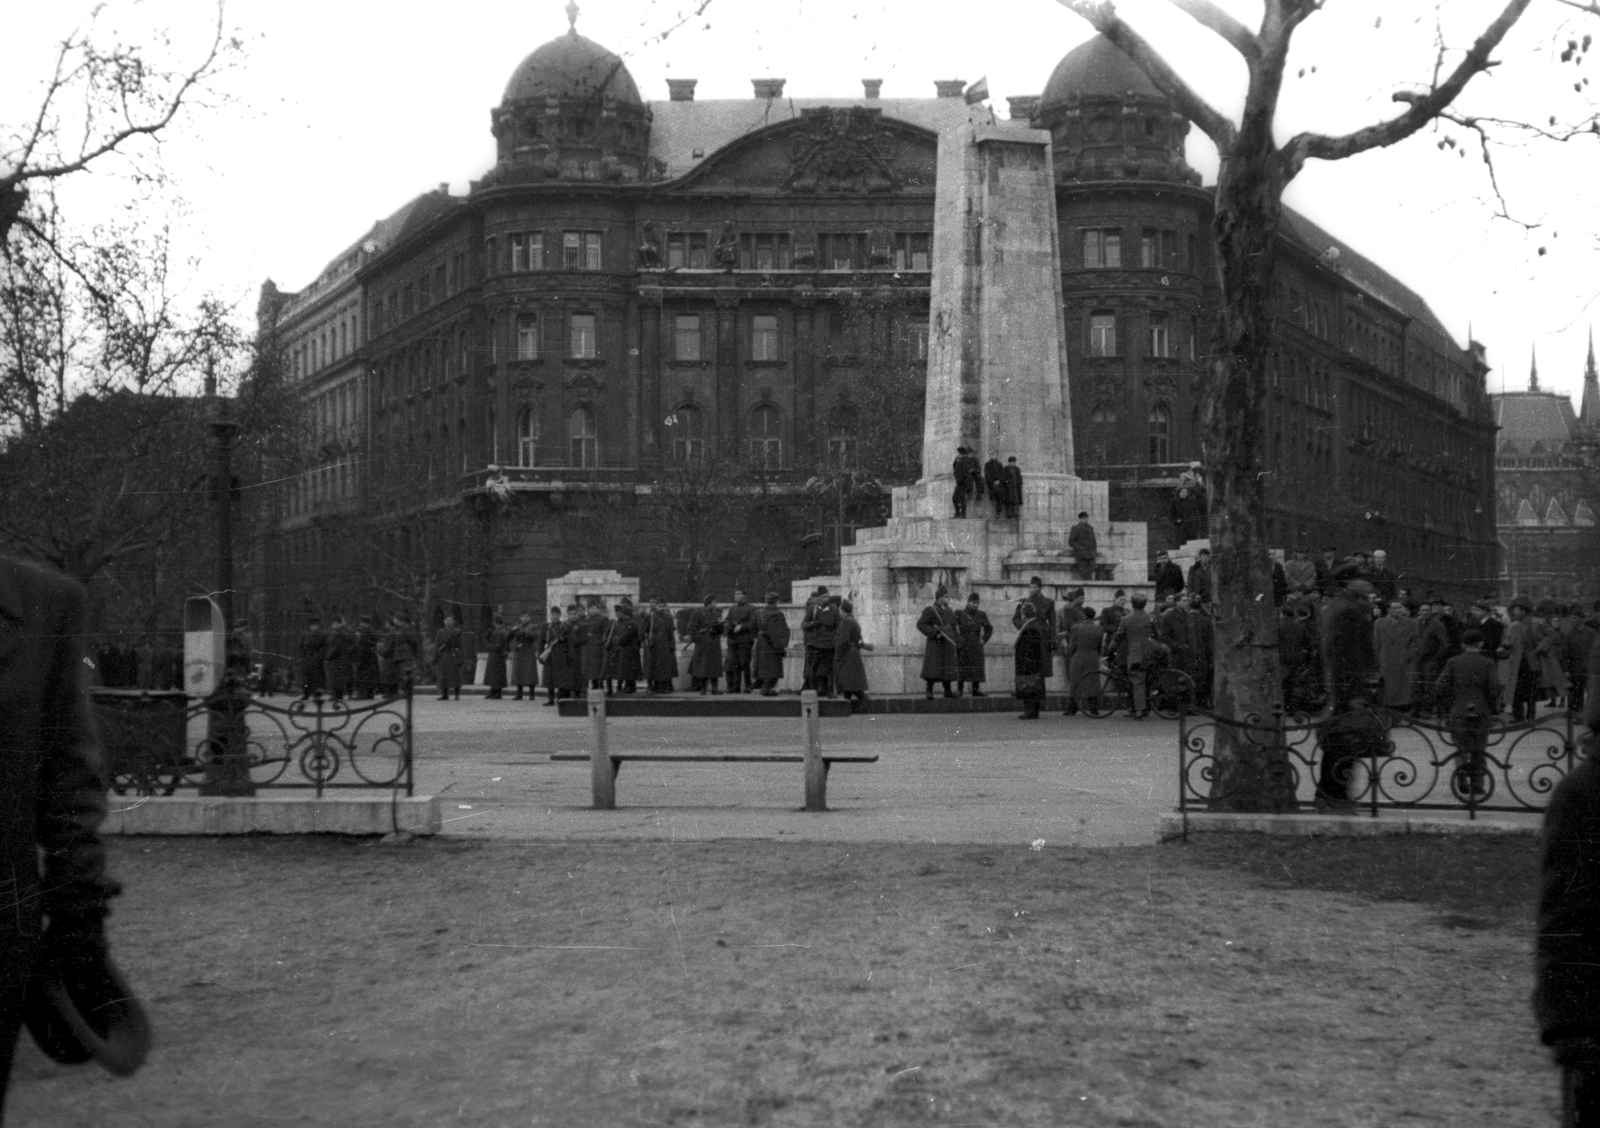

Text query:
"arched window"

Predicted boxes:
[[517, 406, 539, 467], [487, 404, 498, 465], [568, 407, 597, 468], [1148, 403, 1171, 462], [827, 404, 858, 467], [666, 404, 705, 463], [517, 315, 538, 360], [1090, 402, 1117, 425], [749, 404, 783, 468]]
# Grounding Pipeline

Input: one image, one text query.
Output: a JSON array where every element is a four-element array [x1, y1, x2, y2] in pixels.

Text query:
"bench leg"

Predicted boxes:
[[589, 688, 615, 810], [802, 690, 826, 812]]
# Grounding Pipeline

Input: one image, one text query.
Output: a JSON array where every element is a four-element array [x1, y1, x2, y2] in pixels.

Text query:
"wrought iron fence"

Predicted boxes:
[[92, 689, 414, 799], [1175, 704, 1586, 838]]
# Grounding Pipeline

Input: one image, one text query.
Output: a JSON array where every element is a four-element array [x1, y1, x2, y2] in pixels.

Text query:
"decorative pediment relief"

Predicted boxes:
[[563, 372, 605, 391], [682, 108, 936, 193]]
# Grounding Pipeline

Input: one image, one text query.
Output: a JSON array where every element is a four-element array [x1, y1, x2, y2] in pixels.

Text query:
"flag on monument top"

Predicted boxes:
[[963, 77, 990, 104]]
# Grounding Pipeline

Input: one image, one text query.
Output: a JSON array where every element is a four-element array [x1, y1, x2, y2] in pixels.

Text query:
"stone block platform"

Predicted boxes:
[[101, 794, 441, 836]]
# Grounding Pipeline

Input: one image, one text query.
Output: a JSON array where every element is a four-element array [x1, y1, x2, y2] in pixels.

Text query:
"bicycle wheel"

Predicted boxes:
[[1150, 669, 1194, 719], [1070, 670, 1123, 718]]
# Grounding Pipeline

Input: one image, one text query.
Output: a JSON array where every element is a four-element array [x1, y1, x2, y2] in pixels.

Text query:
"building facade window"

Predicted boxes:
[[667, 404, 705, 463], [1148, 312, 1172, 358], [907, 319, 929, 364], [674, 315, 701, 361], [1091, 403, 1117, 425], [517, 406, 539, 467], [1082, 228, 1122, 268], [1141, 228, 1177, 269], [818, 233, 863, 271], [751, 315, 780, 361], [516, 315, 539, 360], [568, 407, 598, 468], [563, 231, 602, 270], [827, 405, 858, 467], [893, 233, 931, 271], [1089, 312, 1117, 357], [666, 232, 708, 269], [570, 313, 597, 359], [1149, 402, 1171, 462], [739, 233, 792, 270], [748, 404, 783, 468]]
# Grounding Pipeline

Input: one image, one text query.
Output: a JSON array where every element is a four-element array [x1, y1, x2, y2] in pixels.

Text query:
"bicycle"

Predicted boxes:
[[1069, 665, 1194, 719]]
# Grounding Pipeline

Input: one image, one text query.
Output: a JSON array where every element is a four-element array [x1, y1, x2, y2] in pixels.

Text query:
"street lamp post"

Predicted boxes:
[[199, 392, 254, 797]]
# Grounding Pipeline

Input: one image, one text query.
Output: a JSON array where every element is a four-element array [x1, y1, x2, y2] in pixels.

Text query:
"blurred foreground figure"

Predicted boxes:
[[0, 556, 151, 1118]]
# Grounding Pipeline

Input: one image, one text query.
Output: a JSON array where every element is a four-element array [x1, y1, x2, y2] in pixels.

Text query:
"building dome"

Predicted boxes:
[[502, 28, 641, 106], [1040, 34, 1163, 109]]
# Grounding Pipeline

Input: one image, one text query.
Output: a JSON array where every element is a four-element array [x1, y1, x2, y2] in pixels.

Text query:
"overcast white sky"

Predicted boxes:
[[7, 0, 1600, 404]]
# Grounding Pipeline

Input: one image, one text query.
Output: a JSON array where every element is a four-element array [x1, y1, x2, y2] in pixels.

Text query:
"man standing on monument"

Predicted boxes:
[[982, 454, 1006, 516], [1001, 456, 1023, 520], [1069, 512, 1098, 582], [952, 447, 982, 518]]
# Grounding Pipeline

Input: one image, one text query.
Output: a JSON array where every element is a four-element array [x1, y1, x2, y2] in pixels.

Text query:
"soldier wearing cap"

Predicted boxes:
[[951, 446, 982, 518]]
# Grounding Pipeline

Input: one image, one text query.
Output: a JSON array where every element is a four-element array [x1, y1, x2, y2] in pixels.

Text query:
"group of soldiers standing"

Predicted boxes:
[[296, 613, 423, 700], [950, 448, 1025, 520]]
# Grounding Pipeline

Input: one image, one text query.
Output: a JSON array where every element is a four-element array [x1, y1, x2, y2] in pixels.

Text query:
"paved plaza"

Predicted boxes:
[[402, 696, 1545, 846]]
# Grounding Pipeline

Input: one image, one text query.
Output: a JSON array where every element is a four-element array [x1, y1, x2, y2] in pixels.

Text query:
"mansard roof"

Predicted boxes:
[[1493, 389, 1580, 454], [645, 97, 971, 181]]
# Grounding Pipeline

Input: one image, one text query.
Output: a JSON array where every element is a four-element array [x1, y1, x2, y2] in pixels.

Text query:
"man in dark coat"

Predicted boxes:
[[1186, 549, 1214, 607], [353, 614, 380, 700], [435, 615, 464, 700], [605, 601, 643, 694], [954, 592, 994, 697], [0, 557, 148, 1109], [1315, 546, 1340, 596], [1317, 569, 1381, 810], [1188, 594, 1215, 709], [1152, 549, 1184, 601], [482, 615, 509, 699], [579, 604, 609, 691], [1013, 602, 1051, 719], [721, 590, 759, 694], [1157, 597, 1195, 690], [833, 599, 872, 711], [802, 592, 840, 697], [1110, 593, 1156, 718], [687, 596, 724, 694], [1068, 513, 1098, 580], [642, 597, 678, 693], [917, 587, 960, 698], [1284, 547, 1318, 598], [298, 619, 327, 698], [982, 455, 1005, 516], [509, 612, 539, 701], [1534, 631, 1600, 1126], [1062, 607, 1105, 716], [1434, 629, 1501, 798], [1000, 456, 1023, 519], [753, 592, 790, 695], [323, 615, 356, 701], [951, 447, 983, 518], [1416, 600, 1461, 717], [1368, 549, 1399, 604], [1012, 577, 1056, 665], [540, 607, 572, 704]]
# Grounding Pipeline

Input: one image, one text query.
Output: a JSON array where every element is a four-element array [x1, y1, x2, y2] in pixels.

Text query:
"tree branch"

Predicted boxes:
[[1055, 0, 1238, 148], [1280, 0, 1534, 176], [1164, 0, 1261, 66]]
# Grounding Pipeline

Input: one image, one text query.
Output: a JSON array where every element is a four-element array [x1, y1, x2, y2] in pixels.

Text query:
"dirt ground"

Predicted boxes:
[[7, 835, 1554, 1128]]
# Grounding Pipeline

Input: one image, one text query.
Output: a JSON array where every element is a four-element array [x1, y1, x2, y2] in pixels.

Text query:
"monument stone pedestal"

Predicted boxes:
[[838, 116, 1149, 694]]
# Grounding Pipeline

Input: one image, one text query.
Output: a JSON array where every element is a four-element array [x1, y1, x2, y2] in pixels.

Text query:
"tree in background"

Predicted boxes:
[[1054, 0, 1595, 808]]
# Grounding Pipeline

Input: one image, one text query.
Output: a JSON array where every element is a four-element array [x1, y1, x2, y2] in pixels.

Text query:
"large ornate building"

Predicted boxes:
[[255, 19, 1499, 645], [1491, 344, 1600, 604]]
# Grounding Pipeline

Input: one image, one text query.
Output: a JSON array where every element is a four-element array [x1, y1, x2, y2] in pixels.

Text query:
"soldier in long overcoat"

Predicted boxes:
[[354, 615, 380, 699], [323, 615, 356, 700], [687, 595, 724, 694], [1013, 602, 1051, 719], [389, 614, 422, 692], [434, 615, 463, 700], [579, 604, 609, 690], [802, 593, 840, 696], [721, 590, 759, 694], [917, 587, 960, 698], [510, 612, 540, 700], [753, 592, 790, 694], [539, 608, 571, 703], [953, 592, 993, 697], [1062, 607, 1105, 715], [483, 614, 509, 699], [605, 601, 643, 694], [833, 599, 872, 711], [642, 597, 678, 692], [298, 619, 327, 698], [1372, 600, 1419, 709]]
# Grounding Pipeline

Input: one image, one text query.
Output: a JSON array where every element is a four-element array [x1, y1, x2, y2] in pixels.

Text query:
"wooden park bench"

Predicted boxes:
[[549, 689, 876, 811]]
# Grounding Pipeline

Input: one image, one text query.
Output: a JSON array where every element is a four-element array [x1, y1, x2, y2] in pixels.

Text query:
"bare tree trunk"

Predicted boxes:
[[1203, 133, 1296, 811]]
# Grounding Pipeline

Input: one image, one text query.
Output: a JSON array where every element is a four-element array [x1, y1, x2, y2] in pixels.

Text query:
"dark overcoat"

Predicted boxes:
[[541, 621, 572, 690], [606, 615, 644, 682], [722, 602, 759, 668], [435, 626, 463, 691], [917, 603, 960, 682], [1013, 618, 1050, 698], [1064, 618, 1105, 691], [1068, 521, 1098, 565], [833, 614, 870, 694], [953, 608, 993, 682], [642, 609, 678, 683], [753, 607, 790, 682], [483, 627, 509, 691], [511, 623, 541, 686], [688, 607, 723, 679], [579, 616, 608, 682], [1434, 651, 1501, 719], [1534, 753, 1600, 1053], [1013, 594, 1056, 654]]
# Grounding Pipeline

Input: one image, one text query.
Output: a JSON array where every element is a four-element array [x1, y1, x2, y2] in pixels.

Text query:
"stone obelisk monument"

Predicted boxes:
[[840, 116, 1148, 691]]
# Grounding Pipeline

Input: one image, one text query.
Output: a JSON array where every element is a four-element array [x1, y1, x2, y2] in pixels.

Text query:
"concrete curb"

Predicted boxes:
[[101, 795, 441, 837], [1158, 811, 1540, 840]]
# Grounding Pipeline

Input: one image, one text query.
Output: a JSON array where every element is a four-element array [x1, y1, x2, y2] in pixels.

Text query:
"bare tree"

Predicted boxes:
[[1054, 0, 1594, 808]]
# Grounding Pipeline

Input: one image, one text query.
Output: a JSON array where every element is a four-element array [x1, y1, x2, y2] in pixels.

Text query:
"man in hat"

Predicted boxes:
[[1284, 547, 1318, 598], [1187, 548, 1214, 607], [951, 446, 982, 518], [1001, 456, 1024, 520], [802, 590, 839, 697], [752, 592, 790, 695], [982, 454, 1005, 517], [1368, 549, 1399, 604], [605, 600, 643, 695], [1, 556, 149, 1108], [298, 618, 327, 699], [917, 586, 960, 698], [687, 596, 723, 694], [1317, 565, 1381, 810], [435, 614, 464, 701], [641, 597, 678, 694], [954, 592, 994, 697], [721, 589, 758, 694], [1152, 549, 1184, 602], [1068, 512, 1098, 581], [1013, 577, 1057, 664]]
